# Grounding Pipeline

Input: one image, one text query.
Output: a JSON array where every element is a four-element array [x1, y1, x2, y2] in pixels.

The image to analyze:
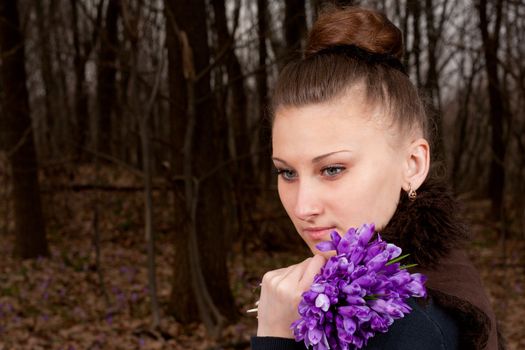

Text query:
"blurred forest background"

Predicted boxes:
[[0, 0, 524, 349]]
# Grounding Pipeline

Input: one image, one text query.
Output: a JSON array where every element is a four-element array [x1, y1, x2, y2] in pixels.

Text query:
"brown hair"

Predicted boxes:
[[271, 6, 429, 139]]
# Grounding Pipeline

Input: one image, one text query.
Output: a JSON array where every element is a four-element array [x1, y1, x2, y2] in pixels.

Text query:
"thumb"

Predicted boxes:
[[298, 254, 326, 290]]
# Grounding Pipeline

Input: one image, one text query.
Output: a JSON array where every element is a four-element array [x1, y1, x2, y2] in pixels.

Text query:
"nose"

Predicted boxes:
[[293, 180, 322, 221]]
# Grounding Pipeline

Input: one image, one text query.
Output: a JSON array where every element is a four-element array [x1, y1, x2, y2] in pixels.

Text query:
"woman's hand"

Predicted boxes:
[[256, 254, 327, 338]]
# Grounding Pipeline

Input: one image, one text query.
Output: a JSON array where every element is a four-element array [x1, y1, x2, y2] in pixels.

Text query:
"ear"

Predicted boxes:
[[401, 138, 430, 192]]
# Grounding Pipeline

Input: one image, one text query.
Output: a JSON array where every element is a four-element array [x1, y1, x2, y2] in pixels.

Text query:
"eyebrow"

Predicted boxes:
[[272, 150, 352, 165], [312, 150, 352, 163]]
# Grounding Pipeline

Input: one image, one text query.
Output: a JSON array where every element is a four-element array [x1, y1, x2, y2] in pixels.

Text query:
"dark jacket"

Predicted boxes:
[[251, 179, 503, 350], [252, 297, 459, 349]]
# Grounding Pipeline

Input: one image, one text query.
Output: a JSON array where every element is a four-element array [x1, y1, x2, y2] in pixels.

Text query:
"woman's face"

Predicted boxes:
[[272, 92, 407, 255]]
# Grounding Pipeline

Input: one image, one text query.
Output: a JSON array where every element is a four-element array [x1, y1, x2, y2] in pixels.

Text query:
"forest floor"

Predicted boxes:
[[0, 166, 523, 349]]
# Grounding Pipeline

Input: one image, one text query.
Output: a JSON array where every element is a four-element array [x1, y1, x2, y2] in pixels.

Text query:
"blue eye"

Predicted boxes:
[[275, 168, 297, 181], [322, 166, 345, 177]]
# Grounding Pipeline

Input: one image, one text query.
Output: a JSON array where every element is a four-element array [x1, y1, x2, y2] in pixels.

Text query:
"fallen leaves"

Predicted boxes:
[[0, 167, 523, 349]]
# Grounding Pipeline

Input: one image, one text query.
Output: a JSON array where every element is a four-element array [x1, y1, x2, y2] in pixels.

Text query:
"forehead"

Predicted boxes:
[[272, 94, 396, 157]]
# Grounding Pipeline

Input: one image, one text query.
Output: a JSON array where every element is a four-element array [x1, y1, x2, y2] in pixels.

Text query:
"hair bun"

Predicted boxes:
[[305, 7, 403, 60]]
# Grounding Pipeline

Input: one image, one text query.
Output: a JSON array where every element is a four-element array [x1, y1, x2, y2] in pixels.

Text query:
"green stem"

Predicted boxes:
[[385, 253, 410, 266], [399, 263, 418, 270]]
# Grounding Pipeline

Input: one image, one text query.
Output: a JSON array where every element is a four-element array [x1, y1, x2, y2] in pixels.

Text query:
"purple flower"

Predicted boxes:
[[291, 223, 427, 350]]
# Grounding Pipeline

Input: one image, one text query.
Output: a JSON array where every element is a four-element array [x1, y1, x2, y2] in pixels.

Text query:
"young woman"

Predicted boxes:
[[251, 6, 501, 350]]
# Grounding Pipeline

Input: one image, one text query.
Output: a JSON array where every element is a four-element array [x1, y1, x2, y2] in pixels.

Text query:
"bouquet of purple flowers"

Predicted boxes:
[[291, 223, 427, 350]]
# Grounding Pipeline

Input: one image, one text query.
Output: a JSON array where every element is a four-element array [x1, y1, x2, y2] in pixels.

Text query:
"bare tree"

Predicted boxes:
[[257, 0, 271, 187], [35, 0, 61, 157], [284, 0, 307, 63], [477, 0, 508, 220], [165, 0, 235, 333], [69, 0, 103, 155], [97, 0, 120, 156], [0, 0, 49, 258]]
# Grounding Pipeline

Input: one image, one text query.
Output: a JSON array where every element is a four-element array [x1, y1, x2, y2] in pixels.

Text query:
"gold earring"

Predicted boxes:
[[408, 184, 417, 201]]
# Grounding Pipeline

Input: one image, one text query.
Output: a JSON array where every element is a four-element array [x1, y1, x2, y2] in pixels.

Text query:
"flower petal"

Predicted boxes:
[[292, 222, 427, 350], [316, 241, 335, 252], [315, 293, 330, 312]]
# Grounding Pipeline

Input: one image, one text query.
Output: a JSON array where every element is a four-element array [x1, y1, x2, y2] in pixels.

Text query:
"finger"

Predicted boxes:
[[277, 257, 312, 283], [298, 254, 326, 290], [261, 266, 289, 285]]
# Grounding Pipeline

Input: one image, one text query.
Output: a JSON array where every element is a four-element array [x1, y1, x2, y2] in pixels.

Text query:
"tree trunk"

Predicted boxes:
[[70, 0, 89, 155], [451, 53, 481, 191], [0, 0, 49, 259], [69, 0, 103, 156], [165, 4, 197, 322], [212, 0, 250, 171], [212, 0, 255, 248], [51, 0, 72, 155], [35, 0, 60, 157], [284, 0, 307, 64], [477, 0, 507, 220], [407, 0, 422, 89], [118, 0, 137, 165], [165, 0, 236, 324], [257, 0, 271, 187], [97, 0, 120, 156], [423, 0, 445, 163]]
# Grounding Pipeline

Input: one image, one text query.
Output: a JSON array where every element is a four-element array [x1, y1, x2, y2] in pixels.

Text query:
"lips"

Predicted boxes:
[[303, 226, 336, 240]]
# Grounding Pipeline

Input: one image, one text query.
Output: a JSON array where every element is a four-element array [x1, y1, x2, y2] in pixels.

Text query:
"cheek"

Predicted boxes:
[[373, 181, 401, 228], [364, 169, 402, 228], [332, 165, 401, 229], [277, 181, 294, 215]]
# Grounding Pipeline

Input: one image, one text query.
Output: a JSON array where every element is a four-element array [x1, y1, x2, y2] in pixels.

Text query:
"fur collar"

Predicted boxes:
[[380, 177, 468, 267], [380, 177, 502, 349]]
